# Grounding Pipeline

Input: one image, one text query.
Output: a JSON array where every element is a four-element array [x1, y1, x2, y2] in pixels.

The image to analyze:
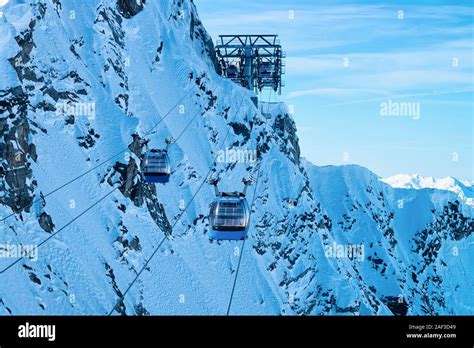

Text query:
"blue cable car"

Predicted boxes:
[[143, 149, 171, 184], [208, 178, 252, 240], [259, 61, 273, 78], [226, 64, 239, 79]]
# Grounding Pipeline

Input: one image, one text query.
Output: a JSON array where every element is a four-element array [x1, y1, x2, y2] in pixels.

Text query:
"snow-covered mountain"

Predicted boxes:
[[305, 163, 473, 315], [0, 0, 472, 316], [382, 174, 473, 207]]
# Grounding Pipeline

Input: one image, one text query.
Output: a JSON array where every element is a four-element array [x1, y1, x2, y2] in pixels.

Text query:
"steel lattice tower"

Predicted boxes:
[[215, 35, 285, 94]]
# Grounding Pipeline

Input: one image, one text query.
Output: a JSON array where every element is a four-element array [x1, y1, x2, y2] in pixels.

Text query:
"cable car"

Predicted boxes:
[[208, 178, 252, 240], [259, 61, 273, 78], [226, 64, 239, 79], [143, 149, 171, 183]]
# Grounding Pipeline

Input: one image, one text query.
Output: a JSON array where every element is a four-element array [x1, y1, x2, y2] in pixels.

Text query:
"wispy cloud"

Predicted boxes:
[[284, 41, 473, 96], [287, 87, 389, 98], [195, 0, 473, 179], [308, 88, 474, 107]]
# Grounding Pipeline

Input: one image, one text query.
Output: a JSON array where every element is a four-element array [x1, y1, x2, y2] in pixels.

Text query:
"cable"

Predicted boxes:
[[1, 86, 195, 222], [167, 79, 223, 148], [104, 79, 223, 314], [0, 82, 206, 271], [1, 12, 200, 222], [226, 150, 264, 315], [0, 78, 222, 290], [107, 96, 247, 315], [0, 188, 118, 273], [143, 85, 195, 138], [226, 89, 272, 315]]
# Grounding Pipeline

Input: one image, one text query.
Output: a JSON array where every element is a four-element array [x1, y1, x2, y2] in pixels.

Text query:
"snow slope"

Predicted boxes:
[[0, 0, 472, 315], [305, 163, 474, 315]]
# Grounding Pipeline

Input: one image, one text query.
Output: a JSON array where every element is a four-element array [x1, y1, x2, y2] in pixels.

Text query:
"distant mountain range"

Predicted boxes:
[[382, 174, 473, 206]]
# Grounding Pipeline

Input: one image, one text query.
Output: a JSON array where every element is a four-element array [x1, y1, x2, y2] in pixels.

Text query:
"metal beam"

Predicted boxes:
[[215, 34, 284, 95]]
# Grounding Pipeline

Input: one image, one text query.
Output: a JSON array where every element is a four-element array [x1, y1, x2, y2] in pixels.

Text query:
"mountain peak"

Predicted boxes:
[[381, 174, 473, 206]]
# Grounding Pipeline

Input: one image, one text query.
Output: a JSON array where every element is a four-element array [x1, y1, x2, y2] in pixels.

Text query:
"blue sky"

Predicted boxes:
[[195, 0, 473, 181]]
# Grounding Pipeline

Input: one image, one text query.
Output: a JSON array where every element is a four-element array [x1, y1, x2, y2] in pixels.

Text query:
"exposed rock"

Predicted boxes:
[[104, 262, 126, 315], [190, 10, 219, 72], [117, 0, 145, 19], [134, 302, 150, 316], [39, 212, 55, 233], [273, 113, 301, 165], [382, 296, 409, 316], [0, 88, 35, 214], [29, 273, 42, 285]]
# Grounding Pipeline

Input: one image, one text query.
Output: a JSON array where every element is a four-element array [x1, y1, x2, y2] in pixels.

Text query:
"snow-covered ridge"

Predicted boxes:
[[381, 174, 473, 206]]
